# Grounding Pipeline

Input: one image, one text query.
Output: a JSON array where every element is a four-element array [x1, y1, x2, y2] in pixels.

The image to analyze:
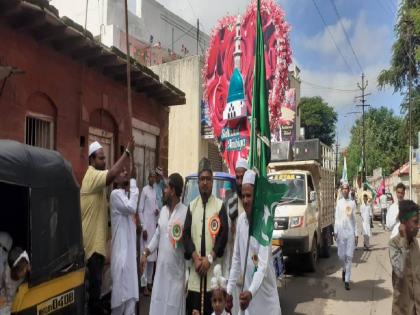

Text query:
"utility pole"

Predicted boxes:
[[196, 18, 200, 55], [407, 21, 413, 199], [335, 133, 340, 188], [356, 73, 370, 184]]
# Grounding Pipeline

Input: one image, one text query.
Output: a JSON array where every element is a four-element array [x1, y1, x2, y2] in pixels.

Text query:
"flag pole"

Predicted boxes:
[[241, 117, 257, 293], [124, 0, 133, 135]]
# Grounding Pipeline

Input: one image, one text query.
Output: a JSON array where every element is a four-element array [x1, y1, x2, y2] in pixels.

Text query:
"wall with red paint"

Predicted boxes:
[[0, 22, 168, 183]]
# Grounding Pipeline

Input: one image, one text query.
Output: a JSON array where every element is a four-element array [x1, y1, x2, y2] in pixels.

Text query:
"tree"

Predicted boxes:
[[299, 96, 338, 146], [346, 107, 407, 181], [378, 0, 419, 91], [378, 0, 420, 146]]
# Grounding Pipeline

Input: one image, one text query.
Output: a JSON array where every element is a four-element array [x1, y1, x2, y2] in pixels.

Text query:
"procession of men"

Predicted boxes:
[[78, 137, 420, 315], [79, 139, 284, 315]]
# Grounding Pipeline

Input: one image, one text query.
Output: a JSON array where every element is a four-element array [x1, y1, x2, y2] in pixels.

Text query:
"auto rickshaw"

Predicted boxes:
[[0, 140, 85, 314]]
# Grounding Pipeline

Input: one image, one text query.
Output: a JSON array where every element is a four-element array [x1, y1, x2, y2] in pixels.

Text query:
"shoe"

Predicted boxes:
[[345, 282, 350, 290], [342, 270, 345, 282]]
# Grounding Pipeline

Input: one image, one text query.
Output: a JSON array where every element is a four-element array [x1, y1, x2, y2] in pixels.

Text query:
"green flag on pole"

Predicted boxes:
[[249, 0, 270, 178], [341, 157, 348, 182], [249, 0, 287, 246], [252, 176, 287, 245]]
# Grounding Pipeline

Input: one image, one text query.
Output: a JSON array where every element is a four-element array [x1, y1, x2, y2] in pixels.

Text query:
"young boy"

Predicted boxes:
[[0, 247, 31, 315], [360, 194, 372, 251]]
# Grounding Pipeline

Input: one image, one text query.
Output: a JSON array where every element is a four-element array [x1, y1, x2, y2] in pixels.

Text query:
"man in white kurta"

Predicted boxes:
[[223, 158, 248, 315], [141, 173, 187, 315], [387, 183, 406, 239], [227, 170, 281, 315], [334, 182, 358, 290], [109, 167, 139, 315], [360, 194, 372, 250], [138, 171, 159, 294]]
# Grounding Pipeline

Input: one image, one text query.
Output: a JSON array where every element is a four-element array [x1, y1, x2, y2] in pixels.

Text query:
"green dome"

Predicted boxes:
[[227, 68, 245, 103]]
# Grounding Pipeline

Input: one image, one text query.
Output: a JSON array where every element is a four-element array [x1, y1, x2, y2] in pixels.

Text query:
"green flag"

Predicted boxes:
[[249, 0, 287, 246], [249, 0, 270, 177], [251, 175, 288, 246], [363, 181, 376, 199], [341, 157, 348, 182], [357, 159, 363, 173]]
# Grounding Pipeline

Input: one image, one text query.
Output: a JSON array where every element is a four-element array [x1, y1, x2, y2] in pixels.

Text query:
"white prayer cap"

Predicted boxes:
[[341, 180, 349, 188], [210, 264, 227, 290], [13, 250, 29, 267], [155, 166, 163, 176], [89, 141, 103, 157], [242, 170, 256, 186], [235, 158, 249, 170]]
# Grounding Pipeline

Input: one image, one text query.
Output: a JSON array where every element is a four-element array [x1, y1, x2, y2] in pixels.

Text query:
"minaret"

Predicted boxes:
[[233, 15, 242, 69]]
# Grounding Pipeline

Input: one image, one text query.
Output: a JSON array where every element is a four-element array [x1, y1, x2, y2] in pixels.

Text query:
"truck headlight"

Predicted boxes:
[[289, 216, 304, 228]]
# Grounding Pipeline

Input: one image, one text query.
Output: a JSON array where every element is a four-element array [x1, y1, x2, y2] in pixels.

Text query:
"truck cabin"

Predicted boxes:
[[268, 169, 318, 206]]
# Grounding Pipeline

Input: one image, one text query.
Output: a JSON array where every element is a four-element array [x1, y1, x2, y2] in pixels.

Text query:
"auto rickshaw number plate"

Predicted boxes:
[[37, 290, 75, 315]]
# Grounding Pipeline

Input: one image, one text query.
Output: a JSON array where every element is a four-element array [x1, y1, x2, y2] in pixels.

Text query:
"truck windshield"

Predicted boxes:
[[268, 173, 306, 205], [182, 177, 236, 206]]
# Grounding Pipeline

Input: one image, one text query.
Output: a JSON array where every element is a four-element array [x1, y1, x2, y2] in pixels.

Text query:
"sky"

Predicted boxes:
[[154, 0, 403, 148]]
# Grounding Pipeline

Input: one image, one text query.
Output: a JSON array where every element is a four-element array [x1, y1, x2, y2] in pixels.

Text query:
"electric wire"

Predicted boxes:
[[328, 0, 364, 73], [311, 0, 355, 75]]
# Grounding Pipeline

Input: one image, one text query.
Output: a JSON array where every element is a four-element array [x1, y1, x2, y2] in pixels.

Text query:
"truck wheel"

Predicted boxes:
[[320, 229, 332, 258], [305, 236, 318, 272]]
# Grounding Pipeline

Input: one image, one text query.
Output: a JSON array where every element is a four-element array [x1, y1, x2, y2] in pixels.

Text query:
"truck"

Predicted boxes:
[[268, 139, 335, 271]]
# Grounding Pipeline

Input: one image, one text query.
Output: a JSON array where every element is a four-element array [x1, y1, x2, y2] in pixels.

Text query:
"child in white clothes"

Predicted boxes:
[[211, 264, 230, 315]]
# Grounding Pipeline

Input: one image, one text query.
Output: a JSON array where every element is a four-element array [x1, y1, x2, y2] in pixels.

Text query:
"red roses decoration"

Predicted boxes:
[[203, 0, 292, 173]]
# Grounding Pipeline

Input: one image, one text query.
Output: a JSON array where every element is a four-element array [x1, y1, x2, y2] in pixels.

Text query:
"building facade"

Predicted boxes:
[[50, 0, 210, 67], [151, 56, 225, 177], [0, 0, 185, 186]]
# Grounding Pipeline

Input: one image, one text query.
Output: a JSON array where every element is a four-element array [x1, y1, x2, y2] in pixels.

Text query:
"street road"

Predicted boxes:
[[138, 220, 396, 315], [279, 221, 394, 315]]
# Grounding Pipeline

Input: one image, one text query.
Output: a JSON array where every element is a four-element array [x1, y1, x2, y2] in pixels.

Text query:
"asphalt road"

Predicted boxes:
[[278, 221, 394, 315]]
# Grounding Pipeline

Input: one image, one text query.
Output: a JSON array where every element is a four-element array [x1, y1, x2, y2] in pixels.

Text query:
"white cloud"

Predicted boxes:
[[299, 11, 390, 71], [295, 10, 396, 146], [302, 17, 352, 56]]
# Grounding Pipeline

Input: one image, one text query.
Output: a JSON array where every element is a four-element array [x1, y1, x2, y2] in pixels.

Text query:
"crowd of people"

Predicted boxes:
[[335, 180, 419, 314], [0, 138, 418, 315], [81, 139, 281, 315]]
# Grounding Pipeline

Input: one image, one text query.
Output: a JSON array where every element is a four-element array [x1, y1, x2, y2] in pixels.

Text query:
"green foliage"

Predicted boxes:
[[400, 86, 420, 147], [299, 96, 338, 146], [378, 0, 419, 91], [346, 107, 407, 181]]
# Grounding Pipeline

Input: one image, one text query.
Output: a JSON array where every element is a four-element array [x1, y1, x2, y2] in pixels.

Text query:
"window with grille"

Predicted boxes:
[[25, 115, 54, 149]]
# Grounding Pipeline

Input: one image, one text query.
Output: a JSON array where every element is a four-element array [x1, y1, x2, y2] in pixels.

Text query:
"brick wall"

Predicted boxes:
[[0, 22, 168, 183]]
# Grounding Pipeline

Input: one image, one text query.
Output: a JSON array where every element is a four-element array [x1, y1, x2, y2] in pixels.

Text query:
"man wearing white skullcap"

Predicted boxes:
[[81, 137, 135, 315], [334, 181, 358, 291], [223, 158, 249, 315], [227, 170, 282, 315]]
